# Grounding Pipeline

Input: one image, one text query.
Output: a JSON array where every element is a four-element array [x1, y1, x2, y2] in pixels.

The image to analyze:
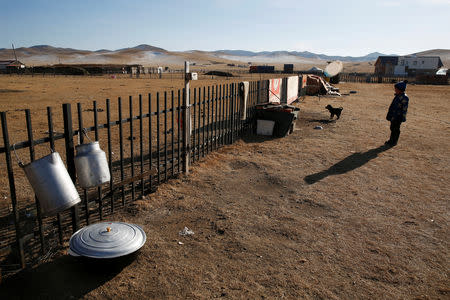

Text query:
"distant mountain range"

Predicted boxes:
[[213, 50, 390, 62], [0, 44, 448, 67]]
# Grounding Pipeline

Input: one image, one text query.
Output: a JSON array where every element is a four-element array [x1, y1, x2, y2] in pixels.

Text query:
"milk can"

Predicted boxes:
[[19, 151, 81, 216], [74, 141, 110, 188]]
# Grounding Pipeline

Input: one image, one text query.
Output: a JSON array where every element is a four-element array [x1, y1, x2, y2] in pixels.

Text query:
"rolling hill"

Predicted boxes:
[[412, 49, 450, 66], [0, 45, 448, 71]]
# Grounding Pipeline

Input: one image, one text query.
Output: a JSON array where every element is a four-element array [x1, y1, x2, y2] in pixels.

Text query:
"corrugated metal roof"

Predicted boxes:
[[0, 60, 25, 66], [375, 56, 399, 65]]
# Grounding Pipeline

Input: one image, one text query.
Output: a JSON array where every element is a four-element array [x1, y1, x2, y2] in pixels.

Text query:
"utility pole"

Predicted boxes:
[[12, 44, 18, 61], [183, 61, 191, 173]]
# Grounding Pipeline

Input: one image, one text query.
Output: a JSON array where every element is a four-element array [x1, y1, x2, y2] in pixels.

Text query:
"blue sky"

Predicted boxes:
[[1, 0, 449, 56]]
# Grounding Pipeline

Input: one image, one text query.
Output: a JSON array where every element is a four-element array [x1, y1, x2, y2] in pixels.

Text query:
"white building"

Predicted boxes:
[[375, 56, 443, 76]]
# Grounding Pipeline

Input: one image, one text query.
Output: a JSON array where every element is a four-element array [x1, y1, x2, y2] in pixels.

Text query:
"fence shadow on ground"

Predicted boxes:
[[304, 144, 391, 184], [0, 253, 136, 299]]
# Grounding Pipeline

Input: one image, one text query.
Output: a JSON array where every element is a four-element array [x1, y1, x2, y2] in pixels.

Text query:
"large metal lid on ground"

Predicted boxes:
[[324, 61, 343, 77], [69, 222, 146, 258]]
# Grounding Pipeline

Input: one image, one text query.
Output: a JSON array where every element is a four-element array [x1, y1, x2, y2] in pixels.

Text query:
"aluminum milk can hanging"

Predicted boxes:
[[17, 148, 81, 216], [74, 130, 110, 188]]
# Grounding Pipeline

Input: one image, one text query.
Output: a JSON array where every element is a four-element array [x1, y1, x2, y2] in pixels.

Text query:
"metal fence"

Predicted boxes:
[[339, 73, 449, 85], [0, 80, 268, 275]]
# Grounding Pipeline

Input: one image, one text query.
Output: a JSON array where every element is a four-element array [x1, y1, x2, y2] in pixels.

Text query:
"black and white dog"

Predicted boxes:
[[325, 104, 343, 120]]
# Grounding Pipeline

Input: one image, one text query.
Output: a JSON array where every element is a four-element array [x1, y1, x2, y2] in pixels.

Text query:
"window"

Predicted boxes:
[[422, 61, 425, 64], [400, 60, 404, 66], [413, 61, 417, 65], [406, 61, 409, 66]]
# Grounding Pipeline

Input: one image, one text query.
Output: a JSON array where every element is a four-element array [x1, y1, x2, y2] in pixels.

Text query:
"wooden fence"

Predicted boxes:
[[339, 73, 449, 85], [340, 73, 410, 84], [0, 80, 269, 276]]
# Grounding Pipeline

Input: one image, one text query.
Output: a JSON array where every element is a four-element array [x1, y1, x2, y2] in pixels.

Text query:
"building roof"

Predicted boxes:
[[0, 60, 25, 66], [375, 56, 399, 66]]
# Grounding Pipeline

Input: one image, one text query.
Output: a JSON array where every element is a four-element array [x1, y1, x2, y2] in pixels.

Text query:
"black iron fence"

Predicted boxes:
[[0, 80, 268, 275]]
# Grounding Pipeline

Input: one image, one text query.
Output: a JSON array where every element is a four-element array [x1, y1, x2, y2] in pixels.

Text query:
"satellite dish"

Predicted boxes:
[[436, 68, 448, 75], [324, 61, 343, 77]]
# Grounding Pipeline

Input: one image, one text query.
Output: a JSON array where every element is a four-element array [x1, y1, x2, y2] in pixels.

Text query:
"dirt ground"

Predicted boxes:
[[0, 76, 449, 299]]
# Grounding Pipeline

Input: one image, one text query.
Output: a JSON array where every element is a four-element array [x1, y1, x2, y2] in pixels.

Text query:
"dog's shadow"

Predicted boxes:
[[304, 144, 391, 184]]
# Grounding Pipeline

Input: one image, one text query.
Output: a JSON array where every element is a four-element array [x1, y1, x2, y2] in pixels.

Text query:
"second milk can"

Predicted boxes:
[[74, 141, 110, 188]]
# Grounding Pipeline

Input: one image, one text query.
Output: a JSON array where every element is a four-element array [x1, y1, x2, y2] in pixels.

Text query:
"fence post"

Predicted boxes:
[[1, 112, 26, 269], [25, 109, 45, 255], [229, 83, 235, 144], [77, 103, 89, 225], [47, 107, 64, 245], [106, 99, 115, 213], [93, 101, 103, 219], [62, 103, 80, 233], [183, 61, 191, 173], [256, 81, 261, 104]]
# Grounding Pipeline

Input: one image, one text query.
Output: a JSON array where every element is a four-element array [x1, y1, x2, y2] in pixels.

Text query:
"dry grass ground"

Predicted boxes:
[[0, 73, 274, 205], [0, 76, 449, 299]]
